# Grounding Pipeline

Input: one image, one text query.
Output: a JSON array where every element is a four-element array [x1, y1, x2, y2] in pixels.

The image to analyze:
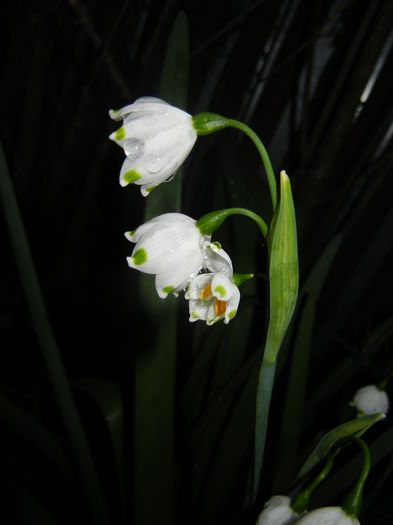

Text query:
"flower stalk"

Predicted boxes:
[[192, 112, 277, 210]]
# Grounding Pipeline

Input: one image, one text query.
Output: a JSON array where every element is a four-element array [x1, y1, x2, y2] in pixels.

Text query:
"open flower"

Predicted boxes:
[[186, 243, 240, 325], [350, 384, 389, 416], [109, 97, 197, 195], [295, 506, 360, 524], [125, 213, 210, 298], [256, 495, 299, 525]]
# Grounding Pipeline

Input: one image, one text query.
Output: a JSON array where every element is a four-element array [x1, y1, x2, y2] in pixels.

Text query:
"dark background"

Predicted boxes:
[[1, 1, 393, 524]]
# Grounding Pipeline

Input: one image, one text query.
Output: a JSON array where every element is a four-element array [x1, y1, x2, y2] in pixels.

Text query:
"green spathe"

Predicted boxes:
[[264, 170, 299, 364]]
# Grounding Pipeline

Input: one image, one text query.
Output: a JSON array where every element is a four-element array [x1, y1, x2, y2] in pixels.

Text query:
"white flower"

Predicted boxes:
[[125, 213, 210, 298], [109, 97, 197, 195], [185, 243, 240, 325], [351, 384, 389, 416], [256, 495, 299, 525], [295, 506, 360, 524]]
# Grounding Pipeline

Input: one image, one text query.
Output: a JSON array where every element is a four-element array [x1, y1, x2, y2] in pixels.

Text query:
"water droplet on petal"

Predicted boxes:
[[146, 155, 162, 173], [123, 138, 145, 159]]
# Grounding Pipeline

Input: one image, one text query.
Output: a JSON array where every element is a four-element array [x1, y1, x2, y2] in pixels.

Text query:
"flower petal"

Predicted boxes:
[[204, 244, 233, 274], [155, 257, 203, 298]]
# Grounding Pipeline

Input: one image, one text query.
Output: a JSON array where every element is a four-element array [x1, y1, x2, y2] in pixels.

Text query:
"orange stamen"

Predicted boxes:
[[200, 284, 212, 300], [214, 298, 226, 317]]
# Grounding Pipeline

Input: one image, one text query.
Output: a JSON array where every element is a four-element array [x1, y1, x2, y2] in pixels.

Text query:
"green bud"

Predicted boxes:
[[192, 112, 229, 135], [196, 207, 268, 238], [232, 273, 254, 287], [264, 170, 299, 364], [196, 209, 228, 236]]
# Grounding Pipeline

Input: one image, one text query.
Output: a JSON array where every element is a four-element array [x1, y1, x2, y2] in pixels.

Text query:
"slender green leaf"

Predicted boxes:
[[298, 413, 385, 480], [0, 394, 72, 479], [133, 12, 189, 525], [273, 234, 343, 489], [0, 142, 108, 525], [253, 171, 299, 500], [75, 378, 126, 522]]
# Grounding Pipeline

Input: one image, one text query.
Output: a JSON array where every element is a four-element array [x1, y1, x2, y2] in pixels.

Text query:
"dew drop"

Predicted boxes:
[[146, 155, 162, 173], [123, 138, 145, 159]]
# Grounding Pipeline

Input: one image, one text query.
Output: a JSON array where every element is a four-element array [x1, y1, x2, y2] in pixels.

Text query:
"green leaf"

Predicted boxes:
[[264, 170, 299, 364], [133, 11, 189, 525], [253, 170, 299, 500], [273, 234, 343, 489], [74, 378, 126, 522], [0, 394, 72, 479], [298, 413, 385, 480]]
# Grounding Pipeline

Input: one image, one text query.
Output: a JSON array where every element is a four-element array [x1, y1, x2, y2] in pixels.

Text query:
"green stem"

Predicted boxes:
[[225, 119, 277, 211], [253, 357, 276, 501], [0, 144, 107, 525], [342, 438, 371, 518], [197, 207, 268, 239], [193, 112, 277, 211], [292, 457, 334, 513]]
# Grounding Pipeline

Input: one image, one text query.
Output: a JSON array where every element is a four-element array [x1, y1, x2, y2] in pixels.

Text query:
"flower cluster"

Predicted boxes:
[[110, 98, 248, 325], [125, 212, 241, 324], [109, 97, 197, 196], [256, 497, 360, 525]]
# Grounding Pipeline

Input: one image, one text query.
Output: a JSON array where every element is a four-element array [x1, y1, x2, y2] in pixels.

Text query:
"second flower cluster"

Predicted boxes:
[[125, 213, 241, 325]]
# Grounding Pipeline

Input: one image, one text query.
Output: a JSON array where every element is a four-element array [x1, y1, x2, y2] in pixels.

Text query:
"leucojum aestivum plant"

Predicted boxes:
[[108, 98, 387, 524]]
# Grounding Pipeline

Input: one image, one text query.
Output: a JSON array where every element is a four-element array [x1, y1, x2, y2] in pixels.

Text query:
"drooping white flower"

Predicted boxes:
[[351, 384, 389, 416], [185, 243, 240, 325], [295, 506, 360, 524], [109, 97, 197, 195], [125, 213, 210, 298], [256, 495, 299, 525]]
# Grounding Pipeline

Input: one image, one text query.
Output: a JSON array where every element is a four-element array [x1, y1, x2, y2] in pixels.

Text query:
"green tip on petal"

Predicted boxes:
[[142, 185, 157, 196], [123, 170, 141, 185], [132, 248, 147, 266], [162, 286, 174, 295], [191, 312, 199, 319], [228, 310, 237, 320], [114, 126, 126, 140], [211, 241, 221, 250], [214, 285, 226, 298]]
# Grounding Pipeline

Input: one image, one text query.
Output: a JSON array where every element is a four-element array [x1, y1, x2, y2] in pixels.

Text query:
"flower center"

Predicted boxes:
[[199, 284, 226, 317]]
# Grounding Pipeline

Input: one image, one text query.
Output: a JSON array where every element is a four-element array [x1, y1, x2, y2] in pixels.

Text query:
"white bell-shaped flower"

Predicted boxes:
[[256, 495, 299, 525], [351, 384, 389, 416], [295, 506, 360, 524], [125, 213, 210, 298], [109, 97, 197, 195], [186, 243, 240, 325]]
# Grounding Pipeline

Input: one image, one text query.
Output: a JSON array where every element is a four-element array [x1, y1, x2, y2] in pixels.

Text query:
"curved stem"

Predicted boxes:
[[292, 457, 334, 513], [193, 112, 277, 211], [225, 119, 277, 211], [342, 438, 371, 518], [197, 206, 268, 239], [225, 207, 268, 238]]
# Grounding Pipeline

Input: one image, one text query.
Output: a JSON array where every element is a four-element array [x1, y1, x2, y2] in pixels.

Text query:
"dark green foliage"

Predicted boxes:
[[1, 1, 393, 524]]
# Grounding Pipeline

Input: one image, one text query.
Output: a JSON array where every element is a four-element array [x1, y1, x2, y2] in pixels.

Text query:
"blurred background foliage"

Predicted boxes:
[[1, 0, 393, 524]]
